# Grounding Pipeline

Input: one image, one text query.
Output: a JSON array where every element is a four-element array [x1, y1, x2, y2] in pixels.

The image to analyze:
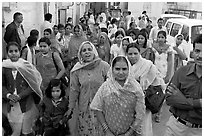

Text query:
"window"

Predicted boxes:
[[181, 25, 189, 42], [191, 25, 202, 43], [165, 21, 172, 34], [170, 23, 182, 37]]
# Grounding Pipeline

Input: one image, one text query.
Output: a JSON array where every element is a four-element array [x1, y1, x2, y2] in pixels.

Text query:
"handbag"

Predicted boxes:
[[52, 52, 69, 87], [144, 85, 165, 114]]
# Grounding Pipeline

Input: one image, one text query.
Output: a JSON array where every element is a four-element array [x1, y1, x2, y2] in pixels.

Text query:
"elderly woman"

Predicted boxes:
[[67, 41, 110, 136], [90, 56, 145, 136], [126, 43, 165, 135]]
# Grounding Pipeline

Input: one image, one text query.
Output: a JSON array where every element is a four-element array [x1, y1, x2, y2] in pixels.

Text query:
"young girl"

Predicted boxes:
[[110, 30, 125, 62], [2, 42, 42, 135], [39, 79, 69, 136], [35, 37, 65, 93], [152, 30, 174, 122], [119, 36, 133, 56]]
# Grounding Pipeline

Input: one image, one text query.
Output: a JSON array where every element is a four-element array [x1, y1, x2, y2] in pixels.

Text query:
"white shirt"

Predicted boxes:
[[40, 21, 53, 37]]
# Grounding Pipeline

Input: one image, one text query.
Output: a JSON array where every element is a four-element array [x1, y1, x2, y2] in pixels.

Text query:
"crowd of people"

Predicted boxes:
[[2, 8, 202, 136]]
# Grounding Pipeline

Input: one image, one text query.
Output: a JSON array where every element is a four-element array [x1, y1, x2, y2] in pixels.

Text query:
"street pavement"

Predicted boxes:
[[152, 101, 171, 136]]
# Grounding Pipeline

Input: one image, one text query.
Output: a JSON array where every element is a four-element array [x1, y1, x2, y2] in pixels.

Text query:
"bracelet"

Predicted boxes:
[[101, 123, 109, 132]]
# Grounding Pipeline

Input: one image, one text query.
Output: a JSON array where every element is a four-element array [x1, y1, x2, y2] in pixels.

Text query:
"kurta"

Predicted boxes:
[[69, 60, 110, 136]]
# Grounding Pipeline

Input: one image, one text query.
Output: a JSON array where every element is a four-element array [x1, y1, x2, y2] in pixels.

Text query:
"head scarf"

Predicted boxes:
[[71, 41, 101, 72], [106, 56, 143, 95], [2, 58, 43, 99], [101, 12, 107, 23], [119, 36, 133, 56]]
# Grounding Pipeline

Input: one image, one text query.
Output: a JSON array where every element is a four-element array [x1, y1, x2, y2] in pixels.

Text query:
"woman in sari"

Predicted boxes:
[[119, 36, 133, 56], [66, 41, 110, 135], [90, 56, 145, 136], [2, 42, 43, 135], [126, 43, 165, 135]]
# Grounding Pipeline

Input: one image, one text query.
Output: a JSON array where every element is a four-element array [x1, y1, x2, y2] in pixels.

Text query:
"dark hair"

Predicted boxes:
[[136, 32, 147, 48], [6, 42, 21, 53], [58, 23, 65, 30], [193, 34, 202, 49], [142, 11, 146, 14], [30, 29, 39, 37], [13, 12, 22, 20], [157, 30, 167, 39], [100, 28, 108, 35], [67, 17, 72, 21], [111, 18, 117, 24], [44, 13, 52, 21], [44, 28, 52, 34], [45, 79, 65, 99], [157, 18, 164, 22], [53, 25, 58, 28], [74, 24, 82, 31], [27, 36, 37, 47], [129, 22, 135, 28], [128, 11, 131, 15], [65, 23, 73, 29], [112, 56, 128, 68], [39, 37, 51, 46], [115, 30, 125, 38], [126, 42, 140, 53]]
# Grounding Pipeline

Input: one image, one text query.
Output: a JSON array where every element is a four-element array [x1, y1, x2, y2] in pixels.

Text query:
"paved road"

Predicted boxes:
[[152, 101, 171, 136]]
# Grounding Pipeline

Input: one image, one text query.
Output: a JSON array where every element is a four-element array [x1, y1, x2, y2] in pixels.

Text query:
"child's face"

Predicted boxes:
[[39, 42, 50, 54], [157, 33, 166, 44], [44, 31, 51, 39], [7, 45, 20, 62], [59, 28, 65, 35], [115, 34, 123, 45], [52, 85, 61, 100], [129, 33, 136, 40], [176, 36, 183, 45]]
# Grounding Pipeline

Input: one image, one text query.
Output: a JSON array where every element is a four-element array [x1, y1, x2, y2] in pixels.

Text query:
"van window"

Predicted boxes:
[[165, 21, 172, 34], [170, 23, 182, 37], [191, 25, 202, 43], [181, 25, 189, 42]]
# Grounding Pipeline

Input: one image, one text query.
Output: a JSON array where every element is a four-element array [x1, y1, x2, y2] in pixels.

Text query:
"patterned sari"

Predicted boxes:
[[90, 56, 145, 135]]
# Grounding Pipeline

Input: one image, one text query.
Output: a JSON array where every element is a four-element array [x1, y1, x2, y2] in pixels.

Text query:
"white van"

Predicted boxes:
[[165, 18, 202, 62], [161, 14, 188, 25]]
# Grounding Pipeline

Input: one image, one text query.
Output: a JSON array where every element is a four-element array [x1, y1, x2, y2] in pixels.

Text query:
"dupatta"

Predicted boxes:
[[2, 58, 43, 99]]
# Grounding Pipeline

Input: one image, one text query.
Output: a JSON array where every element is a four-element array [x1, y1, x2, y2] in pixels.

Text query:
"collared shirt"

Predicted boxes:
[[166, 63, 202, 125], [149, 26, 167, 42]]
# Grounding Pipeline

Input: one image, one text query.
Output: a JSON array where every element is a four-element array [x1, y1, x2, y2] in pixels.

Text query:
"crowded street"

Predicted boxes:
[[2, 2, 202, 136]]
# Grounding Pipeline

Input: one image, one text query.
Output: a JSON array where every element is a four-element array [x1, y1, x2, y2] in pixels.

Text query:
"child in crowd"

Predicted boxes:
[[21, 36, 37, 64], [39, 79, 70, 136], [2, 42, 42, 135], [110, 30, 125, 62]]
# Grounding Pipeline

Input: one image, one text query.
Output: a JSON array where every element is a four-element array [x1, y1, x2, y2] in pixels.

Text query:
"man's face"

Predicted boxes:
[[16, 15, 23, 23], [193, 43, 202, 67]]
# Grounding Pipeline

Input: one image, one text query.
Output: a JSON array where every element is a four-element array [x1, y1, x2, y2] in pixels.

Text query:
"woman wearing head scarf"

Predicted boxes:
[[172, 34, 187, 71], [126, 43, 165, 135], [97, 32, 111, 63], [67, 24, 87, 69], [90, 56, 145, 136], [67, 41, 110, 135]]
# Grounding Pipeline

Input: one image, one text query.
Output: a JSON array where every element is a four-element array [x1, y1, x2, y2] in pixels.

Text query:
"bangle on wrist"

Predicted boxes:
[[101, 123, 109, 132]]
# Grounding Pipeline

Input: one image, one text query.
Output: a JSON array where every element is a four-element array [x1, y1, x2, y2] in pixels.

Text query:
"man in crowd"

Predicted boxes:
[[165, 34, 202, 136], [40, 13, 53, 38], [149, 18, 167, 43], [4, 12, 26, 49]]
